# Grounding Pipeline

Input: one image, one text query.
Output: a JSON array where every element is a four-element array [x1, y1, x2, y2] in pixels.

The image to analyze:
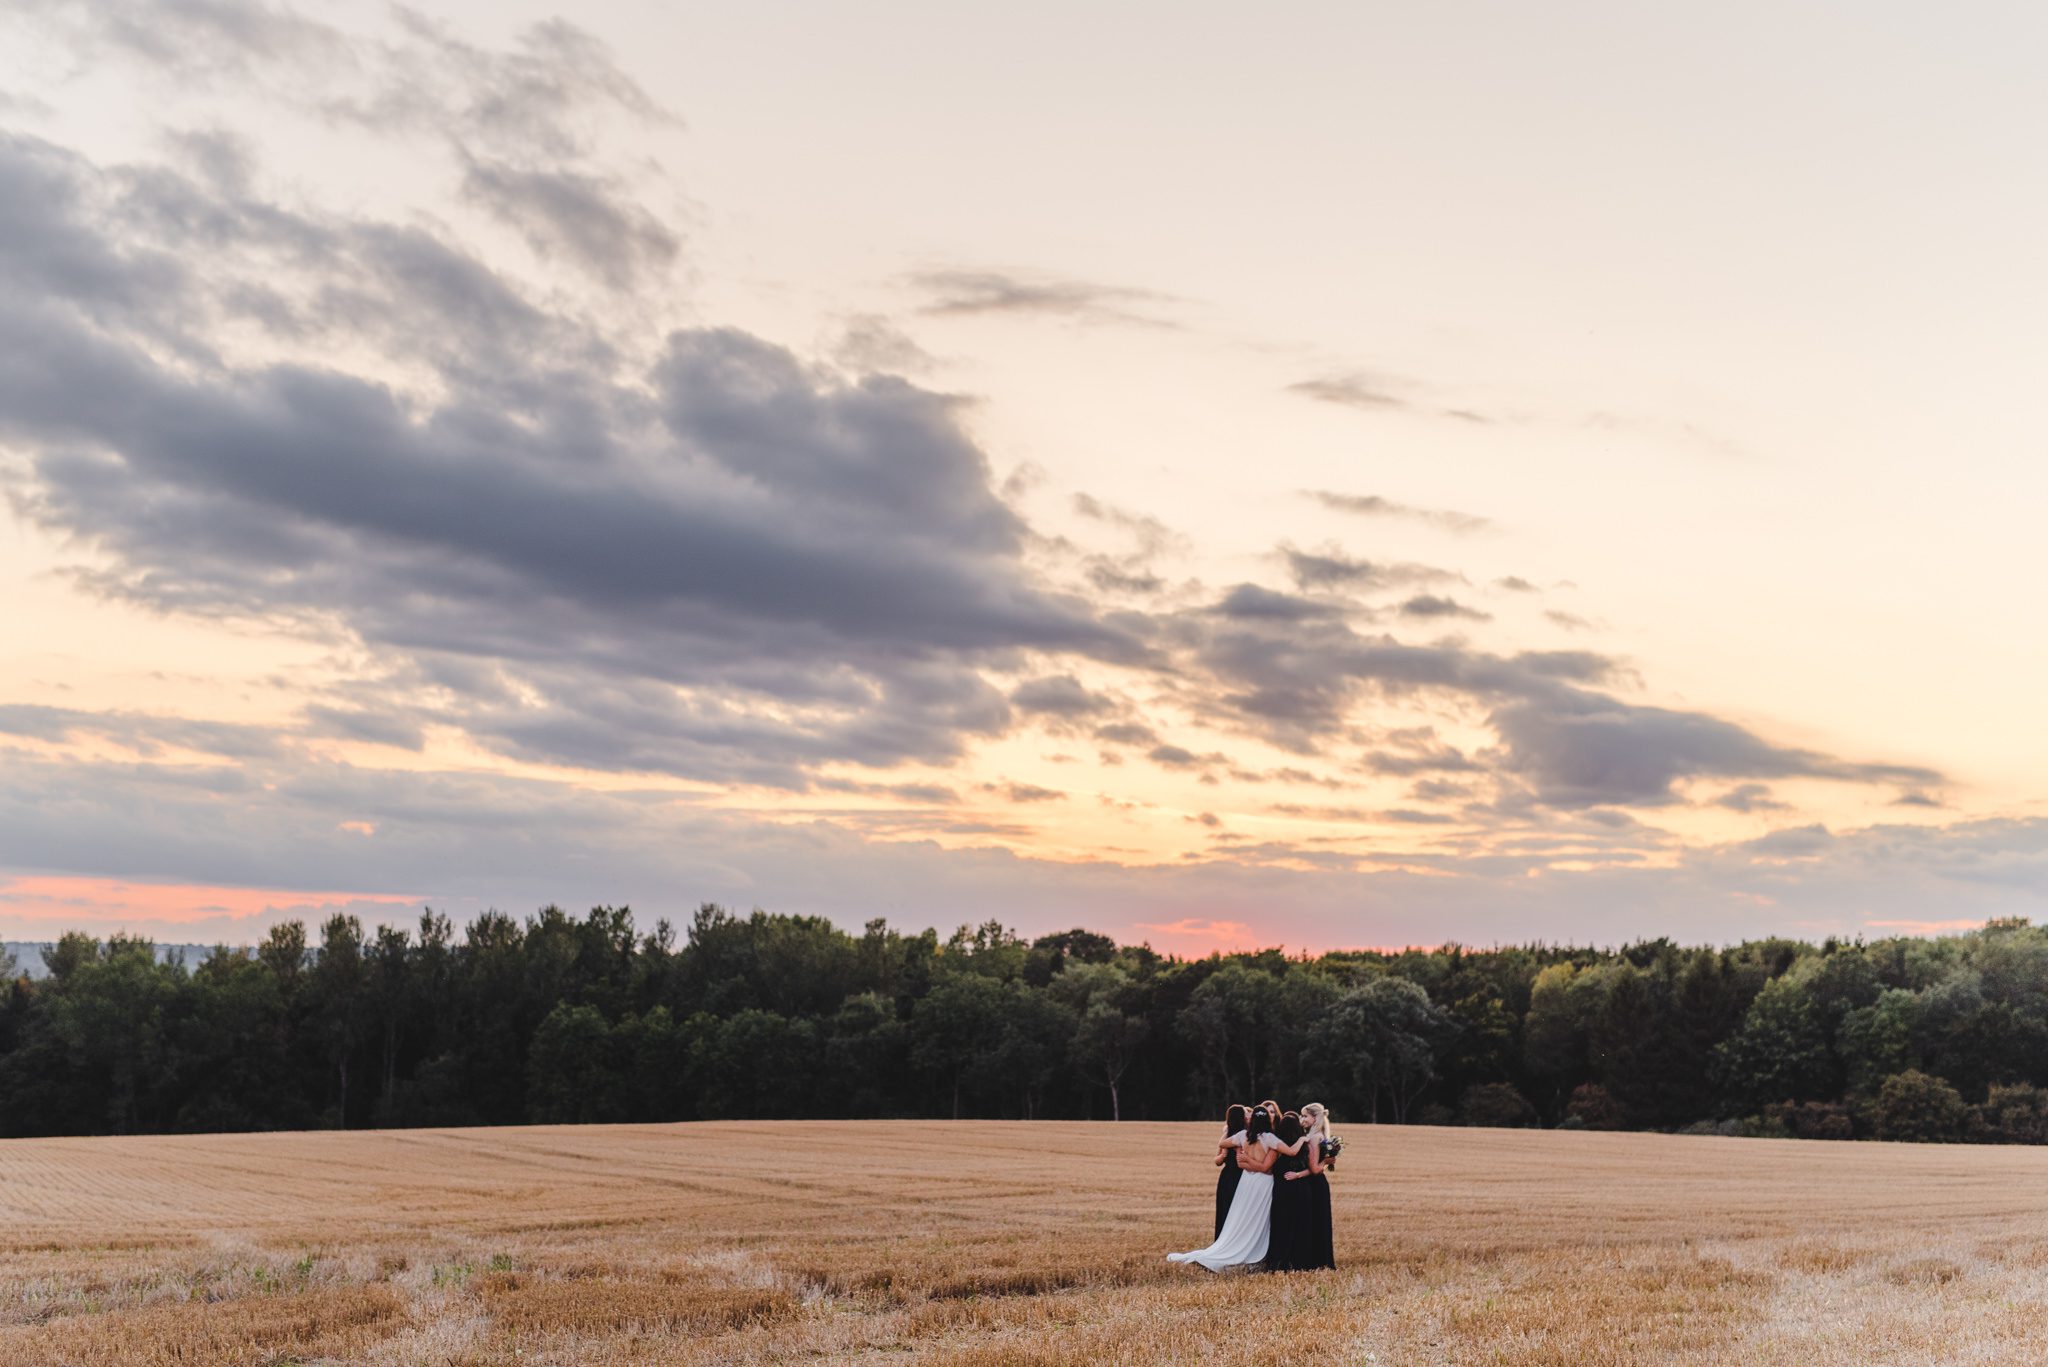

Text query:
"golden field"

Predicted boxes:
[[4, 1121, 2048, 1364]]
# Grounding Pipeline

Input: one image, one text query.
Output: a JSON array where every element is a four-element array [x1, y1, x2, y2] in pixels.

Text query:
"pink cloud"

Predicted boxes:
[[0, 874, 419, 942], [1863, 918, 1997, 936]]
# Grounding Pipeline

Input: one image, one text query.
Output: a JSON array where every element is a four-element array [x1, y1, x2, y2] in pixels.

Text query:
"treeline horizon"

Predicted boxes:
[[5, 906, 2048, 1145]]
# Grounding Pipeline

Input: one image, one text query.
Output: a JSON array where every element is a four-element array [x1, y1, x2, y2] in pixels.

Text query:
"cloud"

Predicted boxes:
[[0, 737, 2035, 951], [460, 158, 681, 291], [908, 269, 1176, 326], [1280, 546, 1458, 593], [1496, 576, 1539, 593], [1286, 374, 1408, 411], [0, 3, 1985, 945], [1545, 610, 1596, 631], [832, 314, 936, 375], [1009, 676, 1115, 719], [990, 781, 1064, 803], [1093, 722, 1159, 748], [1286, 374, 1493, 424], [1400, 595, 1492, 622], [1303, 490, 1492, 535], [1490, 694, 1940, 810], [1173, 593, 1938, 806], [1214, 583, 1345, 622], [0, 47, 1154, 792], [1713, 783, 1789, 814]]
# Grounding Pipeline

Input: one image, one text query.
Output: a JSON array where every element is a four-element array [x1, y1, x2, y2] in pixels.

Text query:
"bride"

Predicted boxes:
[[1169, 1108, 1283, 1270]]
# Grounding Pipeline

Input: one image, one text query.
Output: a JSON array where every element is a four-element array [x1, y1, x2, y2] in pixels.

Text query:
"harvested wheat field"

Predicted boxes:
[[3, 1123, 2048, 1365]]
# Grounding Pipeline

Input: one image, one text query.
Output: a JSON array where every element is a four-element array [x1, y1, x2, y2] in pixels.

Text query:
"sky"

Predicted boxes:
[[4, 0, 2048, 954]]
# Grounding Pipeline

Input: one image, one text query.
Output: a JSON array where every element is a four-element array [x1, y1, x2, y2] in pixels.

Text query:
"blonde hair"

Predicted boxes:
[[1300, 1102, 1333, 1140]]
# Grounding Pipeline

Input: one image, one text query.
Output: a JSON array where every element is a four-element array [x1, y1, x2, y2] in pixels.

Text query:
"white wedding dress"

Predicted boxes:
[[1167, 1136, 1274, 1272]]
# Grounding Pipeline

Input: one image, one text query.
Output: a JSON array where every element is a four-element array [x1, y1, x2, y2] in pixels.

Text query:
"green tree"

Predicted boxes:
[[1875, 1069, 1966, 1143], [1459, 1082, 1536, 1128], [1308, 976, 1450, 1123], [527, 1003, 622, 1124], [1054, 963, 1149, 1120]]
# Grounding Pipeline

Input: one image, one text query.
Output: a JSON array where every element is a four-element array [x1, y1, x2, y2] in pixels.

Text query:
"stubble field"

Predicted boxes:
[[3, 1121, 2048, 1364]]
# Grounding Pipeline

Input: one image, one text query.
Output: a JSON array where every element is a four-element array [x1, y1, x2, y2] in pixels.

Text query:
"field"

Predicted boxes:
[[4, 1123, 2048, 1364]]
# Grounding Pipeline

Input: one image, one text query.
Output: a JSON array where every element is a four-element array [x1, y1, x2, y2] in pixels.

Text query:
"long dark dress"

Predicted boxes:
[[1301, 1158, 1335, 1269], [1264, 1145, 1310, 1271], [1213, 1131, 1243, 1239]]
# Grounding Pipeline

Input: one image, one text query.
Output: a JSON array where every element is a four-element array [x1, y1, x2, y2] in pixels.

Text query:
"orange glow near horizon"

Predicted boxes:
[[0, 875, 420, 942]]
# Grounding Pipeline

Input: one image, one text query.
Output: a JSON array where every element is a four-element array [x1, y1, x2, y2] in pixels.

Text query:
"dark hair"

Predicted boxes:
[[1224, 1104, 1250, 1133], [1244, 1108, 1270, 1138], [1276, 1112, 1303, 1144]]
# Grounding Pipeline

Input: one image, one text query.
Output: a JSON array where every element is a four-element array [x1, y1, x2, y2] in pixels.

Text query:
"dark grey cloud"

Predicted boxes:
[[990, 781, 1064, 803], [1286, 374, 1407, 411], [1094, 722, 1159, 748], [909, 269, 1175, 326], [1410, 778, 1476, 802], [1496, 576, 1539, 593], [1489, 693, 1940, 810], [1010, 676, 1114, 718], [1303, 490, 1491, 535], [1214, 583, 1345, 622], [1174, 594, 1940, 807], [1361, 737, 1485, 777], [460, 158, 680, 291], [1713, 783, 1789, 814], [1084, 561, 1166, 596], [1268, 803, 1456, 826], [0, 47, 1146, 790], [814, 778, 959, 805], [1280, 545, 1458, 594], [1400, 594, 1491, 622], [0, 704, 287, 761], [1893, 791, 1945, 809]]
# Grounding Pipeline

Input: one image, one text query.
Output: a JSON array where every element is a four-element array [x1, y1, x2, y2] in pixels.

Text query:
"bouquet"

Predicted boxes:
[[1318, 1135, 1343, 1169]]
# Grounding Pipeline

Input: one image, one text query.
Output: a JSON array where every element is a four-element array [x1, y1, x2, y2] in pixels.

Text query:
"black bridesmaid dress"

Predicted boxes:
[[1264, 1145, 1309, 1271], [1302, 1155, 1335, 1269], [1213, 1133, 1242, 1239]]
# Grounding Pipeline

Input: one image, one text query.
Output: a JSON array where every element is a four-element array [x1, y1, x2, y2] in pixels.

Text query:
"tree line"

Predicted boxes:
[[4, 906, 2048, 1143]]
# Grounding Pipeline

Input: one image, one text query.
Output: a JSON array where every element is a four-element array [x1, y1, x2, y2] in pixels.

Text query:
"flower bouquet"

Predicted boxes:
[[1318, 1135, 1343, 1169]]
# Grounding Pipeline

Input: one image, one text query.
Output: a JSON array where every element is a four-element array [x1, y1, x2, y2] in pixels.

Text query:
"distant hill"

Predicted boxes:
[[4, 942, 237, 979]]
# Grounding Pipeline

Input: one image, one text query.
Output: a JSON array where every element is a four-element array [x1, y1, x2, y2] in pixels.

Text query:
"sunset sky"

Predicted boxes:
[[5, 1, 2048, 953]]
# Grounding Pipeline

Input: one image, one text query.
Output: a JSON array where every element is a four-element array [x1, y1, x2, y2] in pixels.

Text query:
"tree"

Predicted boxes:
[[1459, 1082, 1536, 1128], [1055, 963, 1148, 1120], [1976, 1083, 2048, 1144], [1565, 1082, 1623, 1130], [1179, 963, 1284, 1107], [1838, 988, 1919, 1095], [910, 974, 1009, 1118], [825, 992, 908, 1117], [527, 1003, 622, 1124], [1715, 972, 1831, 1110], [1875, 1069, 1967, 1143], [308, 915, 367, 1127], [1308, 977, 1450, 1123]]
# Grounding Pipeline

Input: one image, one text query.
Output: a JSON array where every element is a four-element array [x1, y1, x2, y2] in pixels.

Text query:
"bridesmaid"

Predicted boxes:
[[1264, 1112, 1311, 1271], [1213, 1104, 1250, 1239], [1292, 1102, 1336, 1269]]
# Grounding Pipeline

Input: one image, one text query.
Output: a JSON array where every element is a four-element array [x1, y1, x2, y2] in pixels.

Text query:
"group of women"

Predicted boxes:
[[1166, 1099, 1337, 1273]]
